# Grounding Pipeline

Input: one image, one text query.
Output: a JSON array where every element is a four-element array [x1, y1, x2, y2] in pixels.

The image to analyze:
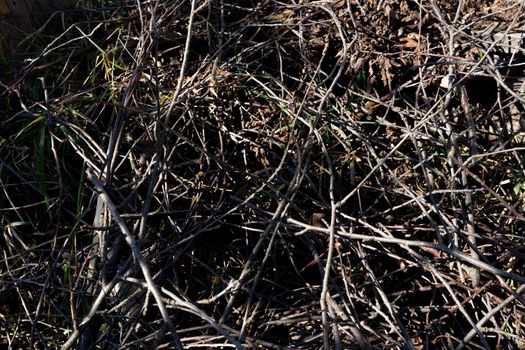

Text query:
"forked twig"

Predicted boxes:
[[76, 168, 184, 350]]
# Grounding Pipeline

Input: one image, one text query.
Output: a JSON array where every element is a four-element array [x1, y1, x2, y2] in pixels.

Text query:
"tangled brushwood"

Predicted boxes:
[[1, 0, 525, 348]]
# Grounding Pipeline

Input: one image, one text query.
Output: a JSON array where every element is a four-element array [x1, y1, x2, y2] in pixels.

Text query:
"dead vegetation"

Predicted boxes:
[[1, 0, 525, 349]]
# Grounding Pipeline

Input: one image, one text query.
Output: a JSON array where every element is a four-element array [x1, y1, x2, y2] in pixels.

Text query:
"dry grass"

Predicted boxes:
[[1, 0, 525, 349]]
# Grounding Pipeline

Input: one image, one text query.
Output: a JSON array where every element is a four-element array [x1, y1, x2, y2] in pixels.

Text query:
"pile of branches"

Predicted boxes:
[[1, 0, 525, 348]]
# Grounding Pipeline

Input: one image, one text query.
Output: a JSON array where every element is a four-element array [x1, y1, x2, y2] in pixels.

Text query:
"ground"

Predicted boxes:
[[1, 0, 525, 349]]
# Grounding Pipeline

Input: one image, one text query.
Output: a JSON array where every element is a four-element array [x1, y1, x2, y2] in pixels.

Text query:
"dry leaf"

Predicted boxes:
[[379, 56, 394, 89], [399, 37, 418, 49]]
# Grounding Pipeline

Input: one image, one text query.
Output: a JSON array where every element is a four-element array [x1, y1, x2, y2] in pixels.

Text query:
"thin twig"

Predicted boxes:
[[84, 168, 183, 350]]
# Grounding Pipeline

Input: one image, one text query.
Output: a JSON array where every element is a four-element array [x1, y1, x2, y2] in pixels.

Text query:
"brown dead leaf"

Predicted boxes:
[[266, 9, 294, 24], [399, 37, 418, 49], [421, 246, 442, 259], [379, 56, 394, 89], [311, 213, 326, 228]]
